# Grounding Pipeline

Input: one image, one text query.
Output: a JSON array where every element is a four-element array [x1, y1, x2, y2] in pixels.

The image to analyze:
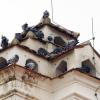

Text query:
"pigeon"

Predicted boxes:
[[0, 57, 8, 68], [52, 47, 62, 54], [48, 36, 53, 42], [54, 36, 66, 46], [15, 33, 22, 41], [26, 62, 36, 70], [43, 10, 49, 18], [22, 23, 30, 32], [37, 48, 49, 56], [8, 55, 19, 64], [25, 59, 38, 70], [1, 36, 9, 49], [80, 65, 91, 73], [36, 31, 44, 39]]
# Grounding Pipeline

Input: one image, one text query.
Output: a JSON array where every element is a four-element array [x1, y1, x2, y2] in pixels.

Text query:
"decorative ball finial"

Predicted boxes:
[[43, 10, 49, 18]]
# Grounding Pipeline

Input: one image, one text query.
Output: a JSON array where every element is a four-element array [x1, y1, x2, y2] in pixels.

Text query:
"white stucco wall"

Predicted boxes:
[[0, 44, 100, 78], [0, 46, 55, 77], [40, 25, 72, 42], [0, 67, 100, 100], [51, 50, 76, 71], [74, 45, 100, 78], [20, 38, 56, 53]]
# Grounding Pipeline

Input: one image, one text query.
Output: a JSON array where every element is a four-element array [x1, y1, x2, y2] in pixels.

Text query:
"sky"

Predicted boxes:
[[0, 0, 100, 52]]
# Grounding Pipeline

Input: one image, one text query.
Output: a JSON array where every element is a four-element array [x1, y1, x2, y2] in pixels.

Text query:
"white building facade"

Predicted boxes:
[[0, 11, 100, 100]]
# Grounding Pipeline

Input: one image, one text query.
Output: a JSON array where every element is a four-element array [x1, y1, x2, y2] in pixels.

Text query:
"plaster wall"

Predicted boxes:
[[0, 44, 100, 78], [0, 68, 100, 100], [74, 45, 100, 77], [20, 38, 56, 53], [40, 25, 72, 42], [52, 71, 100, 100], [0, 47, 55, 77], [51, 50, 77, 73]]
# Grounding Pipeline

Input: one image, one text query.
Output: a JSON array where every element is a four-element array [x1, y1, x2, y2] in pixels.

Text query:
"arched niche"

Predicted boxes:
[[81, 59, 96, 76], [56, 60, 67, 76]]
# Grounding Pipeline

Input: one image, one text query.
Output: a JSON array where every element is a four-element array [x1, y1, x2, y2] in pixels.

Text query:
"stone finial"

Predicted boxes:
[[43, 10, 49, 18], [11, 38, 20, 45]]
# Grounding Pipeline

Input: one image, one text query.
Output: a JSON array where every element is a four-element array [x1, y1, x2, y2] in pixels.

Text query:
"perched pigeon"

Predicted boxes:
[[8, 55, 19, 64], [1, 36, 9, 49], [25, 59, 38, 70], [22, 23, 29, 31], [48, 36, 53, 42], [54, 36, 66, 46], [26, 63, 36, 70], [0, 57, 8, 68], [43, 10, 49, 18], [67, 39, 78, 47], [52, 47, 62, 54], [30, 27, 38, 33], [37, 48, 49, 56], [15, 33, 22, 41], [36, 31, 44, 39], [80, 65, 91, 73]]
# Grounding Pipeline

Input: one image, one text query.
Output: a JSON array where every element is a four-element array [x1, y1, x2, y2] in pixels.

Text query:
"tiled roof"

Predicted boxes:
[[35, 21, 80, 39]]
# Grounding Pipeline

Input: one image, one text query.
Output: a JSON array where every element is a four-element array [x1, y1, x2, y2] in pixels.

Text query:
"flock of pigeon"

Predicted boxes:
[[0, 35, 91, 75], [0, 55, 19, 68], [0, 24, 78, 60], [0, 10, 91, 75], [0, 53, 91, 75], [0, 54, 38, 71], [0, 22, 79, 75]]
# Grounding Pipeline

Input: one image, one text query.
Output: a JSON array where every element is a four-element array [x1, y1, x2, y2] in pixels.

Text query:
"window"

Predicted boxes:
[[56, 60, 67, 76]]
